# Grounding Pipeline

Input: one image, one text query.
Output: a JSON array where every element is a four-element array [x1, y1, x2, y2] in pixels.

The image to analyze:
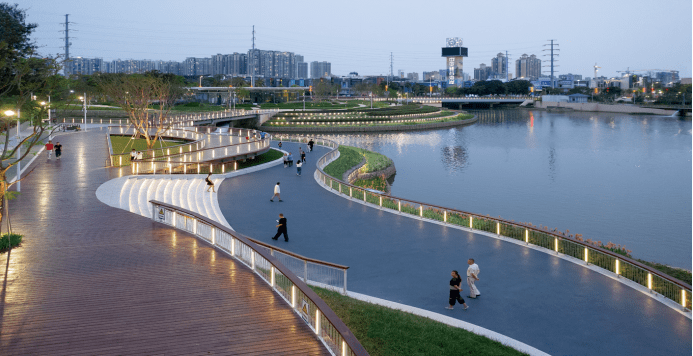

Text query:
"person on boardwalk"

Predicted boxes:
[[271, 213, 288, 241], [54, 142, 62, 160], [299, 148, 306, 163], [287, 152, 294, 167], [283, 153, 288, 168], [45, 140, 54, 159], [270, 182, 282, 202], [445, 270, 469, 310], [296, 160, 302, 176], [308, 139, 314, 152], [467, 259, 480, 298], [205, 173, 215, 193]]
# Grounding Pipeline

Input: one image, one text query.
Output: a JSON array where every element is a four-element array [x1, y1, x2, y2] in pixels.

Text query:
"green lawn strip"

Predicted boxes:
[[323, 146, 364, 178], [110, 136, 186, 156], [265, 114, 473, 128], [352, 176, 388, 192], [636, 260, 692, 285], [359, 150, 390, 173], [311, 286, 526, 356], [0, 233, 22, 253], [236, 148, 284, 169], [260, 101, 359, 109]]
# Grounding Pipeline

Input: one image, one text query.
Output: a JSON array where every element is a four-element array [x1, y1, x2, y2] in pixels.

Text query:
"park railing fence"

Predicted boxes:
[[150, 200, 366, 356], [278, 134, 692, 312]]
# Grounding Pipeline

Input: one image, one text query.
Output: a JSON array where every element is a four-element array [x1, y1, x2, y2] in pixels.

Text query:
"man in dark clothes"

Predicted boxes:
[[271, 213, 288, 241], [308, 139, 314, 152]]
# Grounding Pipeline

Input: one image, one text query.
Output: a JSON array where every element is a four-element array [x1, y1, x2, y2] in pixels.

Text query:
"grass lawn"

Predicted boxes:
[[110, 135, 186, 155], [264, 114, 473, 128], [323, 146, 365, 178], [311, 287, 526, 356], [260, 101, 359, 109], [237, 148, 284, 169]]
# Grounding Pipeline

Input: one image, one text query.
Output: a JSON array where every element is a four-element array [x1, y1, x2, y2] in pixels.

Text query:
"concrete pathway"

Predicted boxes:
[[217, 141, 691, 356], [0, 130, 329, 355]]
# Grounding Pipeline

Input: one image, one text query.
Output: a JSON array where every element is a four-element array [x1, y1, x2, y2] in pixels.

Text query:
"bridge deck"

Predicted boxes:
[[218, 141, 691, 356], [0, 130, 328, 355]]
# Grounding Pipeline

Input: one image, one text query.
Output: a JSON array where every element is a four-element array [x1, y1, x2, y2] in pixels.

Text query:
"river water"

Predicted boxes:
[[324, 109, 692, 269]]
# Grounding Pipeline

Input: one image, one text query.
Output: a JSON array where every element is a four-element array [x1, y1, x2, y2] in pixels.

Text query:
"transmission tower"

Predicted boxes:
[[251, 25, 256, 87], [542, 40, 560, 88], [61, 14, 74, 76]]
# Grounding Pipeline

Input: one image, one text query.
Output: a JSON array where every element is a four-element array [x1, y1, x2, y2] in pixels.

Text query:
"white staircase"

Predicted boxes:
[[96, 175, 232, 229]]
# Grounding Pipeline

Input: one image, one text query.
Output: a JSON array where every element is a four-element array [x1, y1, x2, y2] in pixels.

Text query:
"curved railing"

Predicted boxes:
[[149, 200, 368, 356], [276, 134, 692, 312], [108, 126, 272, 174]]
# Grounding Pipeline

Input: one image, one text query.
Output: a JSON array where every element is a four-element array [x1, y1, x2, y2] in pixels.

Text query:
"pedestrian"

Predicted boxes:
[[136, 151, 143, 161], [287, 152, 294, 167], [271, 213, 289, 241], [54, 141, 62, 160], [467, 259, 480, 298], [45, 140, 54, 159], [308, 139, 314, 152], [130, 149, 137, 162], [299, 147, 306, 163], [283, 153, 288, 168], [270, 182, 282, 202], [445, 270, 469, 310], [205, 173, 215, 193], [278, 141, 282, 149], [261, 132, 266, 140], [296, 160, 302, 176]]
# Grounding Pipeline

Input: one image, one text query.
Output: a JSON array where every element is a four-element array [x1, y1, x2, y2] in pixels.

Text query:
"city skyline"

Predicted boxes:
[[15, 0, 693, 78]]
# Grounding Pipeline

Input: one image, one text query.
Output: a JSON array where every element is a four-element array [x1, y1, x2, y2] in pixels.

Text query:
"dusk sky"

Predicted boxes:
[[16, 0, 693, 78]]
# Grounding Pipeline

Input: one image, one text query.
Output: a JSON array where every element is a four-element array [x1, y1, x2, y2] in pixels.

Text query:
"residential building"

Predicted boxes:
[[474, 63, 492, 80], [310, 61, 331, 79], [491, 53, 507, 79], [515, 54, 541, 80], [406, 72, 419, 81]]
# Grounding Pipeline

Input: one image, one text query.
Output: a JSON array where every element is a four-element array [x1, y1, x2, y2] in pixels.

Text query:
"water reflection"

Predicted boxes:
[[328, 109, 692, 268]]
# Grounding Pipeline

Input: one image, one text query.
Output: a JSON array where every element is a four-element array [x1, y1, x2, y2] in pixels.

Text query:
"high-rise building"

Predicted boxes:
[[310, 61, 331, 79], [406, 72, 419, 81], [298, 62, 308, 79], [491, 53, 507, 78], [474, 63, 492, 80], [515, 54, 541, 80]]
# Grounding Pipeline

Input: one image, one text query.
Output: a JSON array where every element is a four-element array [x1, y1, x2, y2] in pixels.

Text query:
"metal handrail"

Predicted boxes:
[[276, 134, 692, 311], [149, 200, 368, 356], [248, 237, 349, 270]]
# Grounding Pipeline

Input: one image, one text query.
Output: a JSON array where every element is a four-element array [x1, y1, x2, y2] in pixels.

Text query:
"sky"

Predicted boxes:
[[14, 0, 693, 79]]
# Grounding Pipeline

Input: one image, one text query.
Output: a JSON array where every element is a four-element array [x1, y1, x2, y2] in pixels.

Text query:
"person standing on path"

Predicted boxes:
[[283, 153, 288, 168], [271, 213, 288, 241], [205, 173, 215, 193], [296, 160, 302, 176], [287, 152, 294, 167], [299, 148, 306, 163], [278, 141, 282, 150], [467, 259, 480, 298], [308, 139, 314, 152], [270, 182, 282, 202], [445, 270, 469, 310], [54, 142, 62, 160], [45, 140, 54, 159]]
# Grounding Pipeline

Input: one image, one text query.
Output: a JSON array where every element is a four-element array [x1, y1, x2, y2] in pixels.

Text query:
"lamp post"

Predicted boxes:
[[80, 94, 87, 131], [4, 110, 20, 191]]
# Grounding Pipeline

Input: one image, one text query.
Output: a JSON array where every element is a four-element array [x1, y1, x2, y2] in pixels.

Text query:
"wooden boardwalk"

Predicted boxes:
[[0, 129, 329, 355]]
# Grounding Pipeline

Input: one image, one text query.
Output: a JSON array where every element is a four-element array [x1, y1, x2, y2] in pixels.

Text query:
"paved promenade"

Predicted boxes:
[[218, 141, 692, 356], [0, 130, 328, 355]]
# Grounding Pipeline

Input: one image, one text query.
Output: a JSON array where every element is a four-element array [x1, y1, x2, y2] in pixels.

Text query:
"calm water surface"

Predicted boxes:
[[326, 109, 692, 269]]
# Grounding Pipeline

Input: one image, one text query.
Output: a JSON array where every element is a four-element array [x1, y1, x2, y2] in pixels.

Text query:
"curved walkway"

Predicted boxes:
[[0, 130, 329, 355], [217, 141, 692, 356]]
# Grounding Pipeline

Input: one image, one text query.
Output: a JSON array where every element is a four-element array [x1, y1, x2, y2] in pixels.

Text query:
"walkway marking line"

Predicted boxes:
[[313, 168, 693, 320]]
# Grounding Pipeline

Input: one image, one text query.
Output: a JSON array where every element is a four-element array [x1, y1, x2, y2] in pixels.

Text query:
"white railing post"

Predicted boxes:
[[251, 252, 256, 270], [304, 260, 308, 282], [231, 238, 236, 256], [343, 269, 347, 294], [315, 310, 321, 335], [271, 266, 275, 287]]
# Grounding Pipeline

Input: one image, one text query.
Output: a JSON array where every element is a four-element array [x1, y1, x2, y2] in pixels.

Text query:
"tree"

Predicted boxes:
[[1, 4, 61, 229], [95, 73, 183, 150], [506, 80, 531, 94]]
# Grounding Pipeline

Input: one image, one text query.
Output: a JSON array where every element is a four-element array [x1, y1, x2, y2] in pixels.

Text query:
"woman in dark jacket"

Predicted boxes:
[[445, 270, 469, 310]]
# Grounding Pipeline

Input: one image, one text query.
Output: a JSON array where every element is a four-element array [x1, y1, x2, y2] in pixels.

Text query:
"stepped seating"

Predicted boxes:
[[96, 175, 231, 229]]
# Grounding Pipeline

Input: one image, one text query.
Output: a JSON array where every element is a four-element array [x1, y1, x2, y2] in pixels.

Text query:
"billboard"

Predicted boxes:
[[442, 47, 468, 57], [540, 80, 551, 86]]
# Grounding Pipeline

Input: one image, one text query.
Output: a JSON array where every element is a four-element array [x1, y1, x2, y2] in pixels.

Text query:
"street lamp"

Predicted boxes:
[[79, 93, 87, 131]]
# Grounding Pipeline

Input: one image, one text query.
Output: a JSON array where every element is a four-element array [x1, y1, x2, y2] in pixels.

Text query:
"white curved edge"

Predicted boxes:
[[313, 170, 693, 320], [338, 288, 551, 356]]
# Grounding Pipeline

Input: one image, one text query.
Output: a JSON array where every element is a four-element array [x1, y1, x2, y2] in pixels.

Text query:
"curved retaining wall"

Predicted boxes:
[[262, 116, 477, 133]]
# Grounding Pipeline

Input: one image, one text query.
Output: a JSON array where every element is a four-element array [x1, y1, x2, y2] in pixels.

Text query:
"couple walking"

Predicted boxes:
[[445, 259, 480, 310], [45, 140, 63, 159]]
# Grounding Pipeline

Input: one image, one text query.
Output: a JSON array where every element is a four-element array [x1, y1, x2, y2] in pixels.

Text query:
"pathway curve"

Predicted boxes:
[[0, 129, 329, 355], [218, 141, 691, 356]]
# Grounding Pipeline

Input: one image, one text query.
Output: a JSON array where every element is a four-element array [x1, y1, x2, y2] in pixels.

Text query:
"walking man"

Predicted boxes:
[[271, 213, 288, 241], [296, 160, 302, 176], [45, 140, 54, 159], [299, 147, 306, 163], [308, 139, 314, 152], [270, 182, 282, 202], [54, 142, 62, 160], [467, 259, 480, 298]]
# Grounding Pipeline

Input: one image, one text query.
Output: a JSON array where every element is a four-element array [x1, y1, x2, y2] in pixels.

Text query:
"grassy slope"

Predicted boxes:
[[110, 136, 185, 154], [312, 287, 526, 356]]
